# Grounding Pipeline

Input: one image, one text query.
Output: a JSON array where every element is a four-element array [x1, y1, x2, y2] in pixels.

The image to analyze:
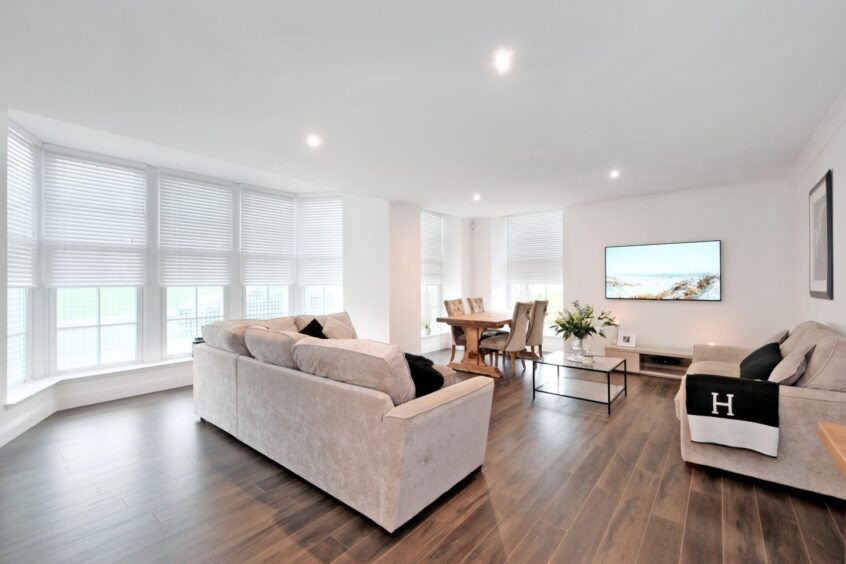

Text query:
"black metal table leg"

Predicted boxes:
[[607, 371, 611, 414], [532, 360, 536, 400], [624, 359, 628, 396]]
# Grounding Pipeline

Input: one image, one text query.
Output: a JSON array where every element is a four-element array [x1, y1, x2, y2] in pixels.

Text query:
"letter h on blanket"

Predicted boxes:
[[686, 374, 779, 457]]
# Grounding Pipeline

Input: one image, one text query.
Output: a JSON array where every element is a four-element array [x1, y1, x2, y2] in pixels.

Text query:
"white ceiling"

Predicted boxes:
[[2, 0, 846, 216]]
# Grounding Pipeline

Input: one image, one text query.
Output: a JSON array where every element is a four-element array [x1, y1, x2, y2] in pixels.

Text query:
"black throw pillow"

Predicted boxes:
[[739, 342, 782, 380], [299, 318, 327, 339], [404, 353, 444, 398]]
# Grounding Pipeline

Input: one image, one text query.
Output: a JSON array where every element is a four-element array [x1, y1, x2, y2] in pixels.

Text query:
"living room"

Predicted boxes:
[[2, 2, 846, 562]]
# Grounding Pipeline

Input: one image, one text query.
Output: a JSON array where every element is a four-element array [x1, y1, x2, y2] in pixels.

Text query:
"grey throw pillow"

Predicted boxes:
[[763, 329, 789, 346], [769, 344, 815, 385]]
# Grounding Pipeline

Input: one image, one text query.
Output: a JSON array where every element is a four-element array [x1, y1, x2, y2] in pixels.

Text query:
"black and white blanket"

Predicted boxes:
[[685, 374, 779, 457]]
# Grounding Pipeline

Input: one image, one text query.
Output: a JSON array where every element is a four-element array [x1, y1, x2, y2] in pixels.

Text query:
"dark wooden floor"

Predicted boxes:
[[1, 352, 843, 563]]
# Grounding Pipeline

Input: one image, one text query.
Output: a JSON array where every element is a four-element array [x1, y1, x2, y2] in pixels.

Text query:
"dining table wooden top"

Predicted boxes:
[[435, 311, 512, 328]]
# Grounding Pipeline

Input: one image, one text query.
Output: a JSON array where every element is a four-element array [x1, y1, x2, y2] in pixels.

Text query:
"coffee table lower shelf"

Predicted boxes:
[[532, 354, 627, 414]]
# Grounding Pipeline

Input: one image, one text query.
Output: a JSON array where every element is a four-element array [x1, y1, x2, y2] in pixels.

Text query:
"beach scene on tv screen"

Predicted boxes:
[[606, 241, 721, 300]]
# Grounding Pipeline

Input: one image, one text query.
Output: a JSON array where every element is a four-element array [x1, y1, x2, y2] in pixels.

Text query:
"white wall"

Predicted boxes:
[[466, 179, 797, 351], [563, 179, 796, 350], [389, 201, 422, 353], [790, 88, 846, 334], [343, 193, 390, 342]]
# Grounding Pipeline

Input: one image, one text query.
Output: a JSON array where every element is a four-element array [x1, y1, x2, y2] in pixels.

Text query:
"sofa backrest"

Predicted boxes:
[[202, 312, 356, 355], [782, 321, 846, 391], [292, 337, 415, 405]]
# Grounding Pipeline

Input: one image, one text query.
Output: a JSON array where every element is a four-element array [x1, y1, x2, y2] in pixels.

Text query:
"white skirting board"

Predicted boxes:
[[0, 360, 193, 448]]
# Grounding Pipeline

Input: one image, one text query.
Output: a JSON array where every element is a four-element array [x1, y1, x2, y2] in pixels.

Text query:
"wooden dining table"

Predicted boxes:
[[436, 311, 512, 377]]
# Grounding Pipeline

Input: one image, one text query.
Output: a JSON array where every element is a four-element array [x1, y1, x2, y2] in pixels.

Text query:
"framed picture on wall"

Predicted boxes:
[[809, 170, 833, 299]]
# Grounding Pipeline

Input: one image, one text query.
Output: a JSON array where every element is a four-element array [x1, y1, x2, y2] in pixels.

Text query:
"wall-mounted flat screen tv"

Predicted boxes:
[[605, 240, 721, 301]]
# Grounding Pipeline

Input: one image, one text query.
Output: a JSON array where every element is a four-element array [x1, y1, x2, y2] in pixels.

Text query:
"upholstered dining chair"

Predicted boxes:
[[467, 296, 508, 339], [525, 300, 549, 358], [444, 298, 467, 363], [480, 302, 532, 373], [467, 297, 485, 313]]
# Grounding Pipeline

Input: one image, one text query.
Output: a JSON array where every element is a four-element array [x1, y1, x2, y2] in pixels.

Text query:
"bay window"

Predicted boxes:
[[420, 210, 445, 335], [298, 196, 343, 315], [7, 126, 38, 383], [5, 123, 344, 381], [505, 209, 564, 335]]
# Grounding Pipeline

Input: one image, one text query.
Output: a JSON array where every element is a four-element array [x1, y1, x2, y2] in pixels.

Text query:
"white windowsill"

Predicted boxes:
[[5, 357, 193, 406]]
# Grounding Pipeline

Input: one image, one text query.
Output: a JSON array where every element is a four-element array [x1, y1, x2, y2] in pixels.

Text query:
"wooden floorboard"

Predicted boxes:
[[0, 349, 842, 563]]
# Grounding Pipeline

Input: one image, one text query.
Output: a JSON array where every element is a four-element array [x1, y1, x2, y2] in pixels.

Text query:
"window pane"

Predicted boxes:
[[8, 288, 28, 336], [100, 287, 137, 325], [100, 324, 137, 365], [197, 286, 224, 319], [324, 285, 342, 313], [167, 319, 197, 357], [7, 334, 27, 385], [57, 327, 98, 371], [244, 286, 268, 319], [268, 285, 288, 317], [57, 288, 98, 328], [166, 287, 196, 319], [303, 285, 324, 314]]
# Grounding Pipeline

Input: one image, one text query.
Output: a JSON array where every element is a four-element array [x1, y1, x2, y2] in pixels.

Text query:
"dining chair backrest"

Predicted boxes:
[[467, 297, 485, 313], [503, 302, 532, 352], [526, 300, 548, 347], [444, 299, 465, 317], [444, 299, 466, 344]]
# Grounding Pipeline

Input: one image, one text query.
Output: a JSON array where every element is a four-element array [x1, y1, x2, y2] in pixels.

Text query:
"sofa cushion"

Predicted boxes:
[[796, 334, 846, 391], [295, 312, 356, 333], [202, 320, 258, 355], [244, 327, 307, 369], [769, 344, 815, 385], [404, 353, 444, 398], [739, 343, 782, 380], [323, 316, 357, 339], [780, 321, 829, 356], [687, 360, 740, 378], [266, 316, 298, 332], [293, 338, 416, 405], [763, 329, 789, 346], [300, 318, 328, 339]]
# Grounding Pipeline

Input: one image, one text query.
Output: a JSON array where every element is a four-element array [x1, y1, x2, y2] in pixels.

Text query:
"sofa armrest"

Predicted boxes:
[[385, 376, 492, 421], [381, 376, 494, 530], [693, 344, 752, 364]]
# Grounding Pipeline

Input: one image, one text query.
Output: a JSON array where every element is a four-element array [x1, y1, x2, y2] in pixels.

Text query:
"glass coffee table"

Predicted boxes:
[[532, 351, 627, 414]]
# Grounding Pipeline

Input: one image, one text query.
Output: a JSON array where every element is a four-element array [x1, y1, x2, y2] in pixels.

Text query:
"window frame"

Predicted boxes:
[[7, 287, 33, 385], [162, 285, 227, 359], [48, 286, 143, 376]]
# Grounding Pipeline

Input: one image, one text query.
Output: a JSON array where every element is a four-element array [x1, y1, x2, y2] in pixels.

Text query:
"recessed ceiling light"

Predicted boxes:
[[609, 169, 620, 179], [306, 134, 322, 148], [473, 193, 481, 201], [492, 47, 514, 75]]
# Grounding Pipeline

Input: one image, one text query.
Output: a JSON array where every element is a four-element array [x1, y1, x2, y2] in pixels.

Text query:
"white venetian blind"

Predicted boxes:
[[44, 151, 147, 287], [241, 188, 295, 286], [160, 173, 233, 286], [420, 210, 443, 285], [297, 196, 343, 285], [7, 128, 38, 287], [505, 209, 564, 285]]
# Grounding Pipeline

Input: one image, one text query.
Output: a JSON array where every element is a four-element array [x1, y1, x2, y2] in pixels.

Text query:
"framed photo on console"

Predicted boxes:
[[809, 170, 833, 299], [617, 330, 637, 348]]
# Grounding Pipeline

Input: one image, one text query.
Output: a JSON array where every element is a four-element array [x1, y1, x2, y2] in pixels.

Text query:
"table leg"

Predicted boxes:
[[607, 371, 612, 415], [532, 361, 536, 400], [448, 326, 503, 378], [624, 359, 628, 396]]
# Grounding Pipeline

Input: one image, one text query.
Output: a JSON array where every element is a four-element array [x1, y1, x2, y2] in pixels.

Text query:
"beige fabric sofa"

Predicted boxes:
[[193, 313, 495, 532], [675, 321, 846, 499]]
